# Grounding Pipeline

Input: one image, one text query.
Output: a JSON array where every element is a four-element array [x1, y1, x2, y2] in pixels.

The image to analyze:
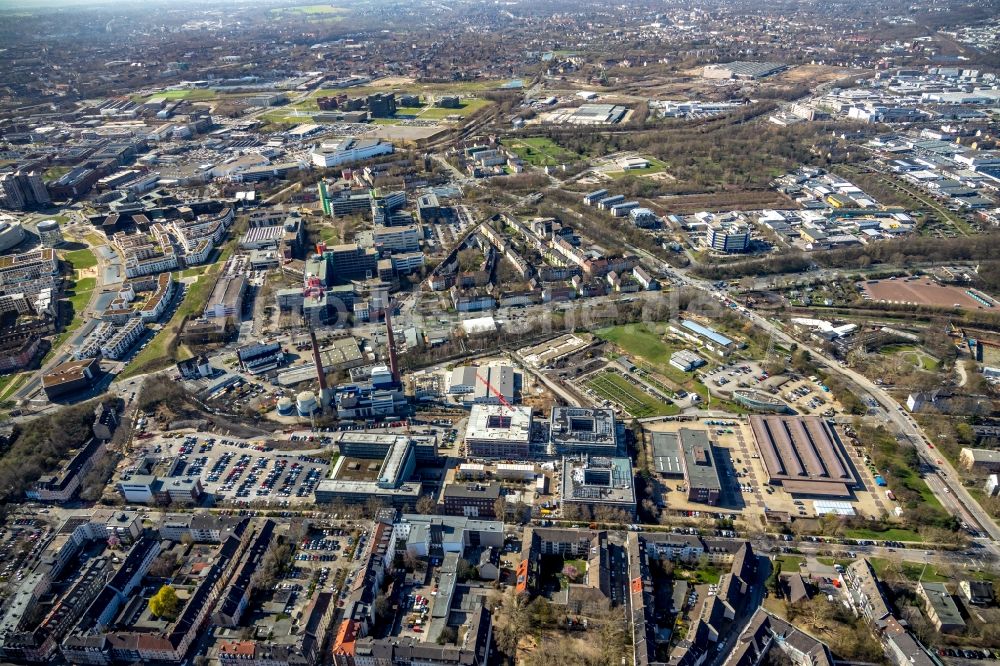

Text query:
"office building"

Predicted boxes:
[[442, 482, 502, 518], [917, 582, 966, 634], [41, 357, 102, 400], [366, 93, 397, 118], [708, 220, 751, 253], [549, 407, 619, 456], [678, 429, 722, 505], [561, 455, 636, 518]]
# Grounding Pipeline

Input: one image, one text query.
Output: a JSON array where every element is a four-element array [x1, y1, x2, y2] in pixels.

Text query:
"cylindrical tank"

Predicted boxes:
[[276, 396, 295, 416], [296, 390, 318, 416]]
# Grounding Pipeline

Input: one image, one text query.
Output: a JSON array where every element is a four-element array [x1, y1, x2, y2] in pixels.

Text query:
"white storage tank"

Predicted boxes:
[[277, 396, 295, 416], [296, 390, 318, 416]]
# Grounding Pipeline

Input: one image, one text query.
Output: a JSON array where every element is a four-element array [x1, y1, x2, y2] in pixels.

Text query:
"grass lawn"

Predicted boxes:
[[137, 89, 218, 103], [44, 166, 71, 181], [261, 109, 316, 124], [68, 277, 96, 312], [773, 555, 806, 571], [586, 370, 678, 418], [597, 324, 691, 383], [843, 527, 924, 542], [0, 373, 28, 402], [678, 565, 724, 585], [310, 223, 340, 245], [414, 98, 492, 119], [878, 344, 916, 354], [179, 265, 210, 278], [508, 136, 579, 167], [868, 558, 950, 583], [62, 248, 97, 270]]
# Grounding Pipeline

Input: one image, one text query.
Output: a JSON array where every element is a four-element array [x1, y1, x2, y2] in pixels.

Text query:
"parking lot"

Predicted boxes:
[[704, 362, 839, 417], [0, 518, 51, 588], [141, 434, 332, 505]]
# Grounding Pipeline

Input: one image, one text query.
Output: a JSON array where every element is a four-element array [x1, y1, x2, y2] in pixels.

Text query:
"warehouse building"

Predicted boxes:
[[749, 415, 857, 497], [703, 61, 786, 80]]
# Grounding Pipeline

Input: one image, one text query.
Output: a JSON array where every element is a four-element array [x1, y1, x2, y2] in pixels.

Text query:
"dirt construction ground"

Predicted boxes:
[[861, 277, 997, 310]]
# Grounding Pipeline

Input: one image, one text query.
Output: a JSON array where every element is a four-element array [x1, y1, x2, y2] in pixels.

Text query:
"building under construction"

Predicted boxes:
[[464, 404, 533, 458]]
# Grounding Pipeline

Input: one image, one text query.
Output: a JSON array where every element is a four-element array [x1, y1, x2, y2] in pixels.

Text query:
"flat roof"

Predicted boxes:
[[550, 407, 617, 449], [679, 429, 722, 491], [651, 432, 684, 476], [681, 319, 733, 347], [920, 582, 965, 628], [318, 337, 364, 368], [42, 357, 99, 387], [561, 455, 636, 506], [465, 404, 532, 443], [443, 482, 501, 500]]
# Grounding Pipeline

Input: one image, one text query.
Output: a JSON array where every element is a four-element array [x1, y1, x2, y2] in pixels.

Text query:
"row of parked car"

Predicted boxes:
[[938, 648, 999, 660]]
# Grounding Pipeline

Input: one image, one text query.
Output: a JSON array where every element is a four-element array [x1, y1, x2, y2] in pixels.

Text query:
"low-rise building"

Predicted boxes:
[[917, 582, 966, 634]]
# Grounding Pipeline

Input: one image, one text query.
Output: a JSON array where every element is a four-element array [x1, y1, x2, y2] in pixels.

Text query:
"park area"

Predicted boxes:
[[62, 247, 97, 270], [507, 137, 579, 167]]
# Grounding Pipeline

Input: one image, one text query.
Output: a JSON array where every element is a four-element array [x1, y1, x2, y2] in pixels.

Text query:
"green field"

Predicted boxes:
[[597, 323, 721, 407], [586, 370, 677, 418], [44, 166, 71, 181], [62, 248, 97, 270], [0, 373, 28, 402], [508, 137, 579, 167], [415, 98, 492, 119], [268, 3, 347, 21], [136, 89, 218, 103], [261, 109, 316, 124], [68, 277, 96, 312], [843, 527, 924, 543]]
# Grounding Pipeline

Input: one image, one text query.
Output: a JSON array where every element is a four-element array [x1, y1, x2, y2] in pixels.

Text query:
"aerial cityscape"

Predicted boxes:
[[0, 0, 1000, 664]]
